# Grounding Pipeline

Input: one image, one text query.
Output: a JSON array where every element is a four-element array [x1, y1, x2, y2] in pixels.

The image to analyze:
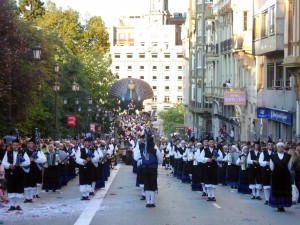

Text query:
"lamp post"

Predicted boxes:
[[53, 62, 60, 140], [128, 80, 135, 99]]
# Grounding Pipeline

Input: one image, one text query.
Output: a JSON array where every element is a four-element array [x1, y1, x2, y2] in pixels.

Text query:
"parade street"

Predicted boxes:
[[1, 164, 300, 225]]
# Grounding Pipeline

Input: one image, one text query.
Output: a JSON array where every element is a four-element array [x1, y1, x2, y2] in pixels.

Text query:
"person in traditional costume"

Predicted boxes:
[[259, 139, 275, 205], [2, 139, 30, 211], [42, 144, 61, 192], [23, 138, 46, 202], [247, 141, 262, 200], [269, 142, 292, 212], [181, 137, 195, 183], [199, 137, 223, 201], [236, 145, 251, 194], [191, 142, 203, 191], [141, 135, 163, 207], [224, 145, 240, 189], [75, 138, 100, 200], [218, 145, 228, 186]]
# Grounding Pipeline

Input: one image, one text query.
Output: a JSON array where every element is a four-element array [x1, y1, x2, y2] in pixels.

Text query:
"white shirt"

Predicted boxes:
[[270, 152, 292, 171], [2, 150, 30, 169], [259, 149, 273, 167], [199, 148, 223, 163]]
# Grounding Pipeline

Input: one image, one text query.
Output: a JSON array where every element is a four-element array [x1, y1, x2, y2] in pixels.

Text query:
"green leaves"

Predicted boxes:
[[158, 104, 184, 137]]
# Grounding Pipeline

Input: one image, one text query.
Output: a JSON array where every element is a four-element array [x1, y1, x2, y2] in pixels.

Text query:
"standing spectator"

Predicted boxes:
[[269, 142, 292, 212]]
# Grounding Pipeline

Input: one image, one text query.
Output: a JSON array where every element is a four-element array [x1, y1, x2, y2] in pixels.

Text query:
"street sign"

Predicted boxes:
[[67, 115, 77, 126], [175, 125, 185, 130]]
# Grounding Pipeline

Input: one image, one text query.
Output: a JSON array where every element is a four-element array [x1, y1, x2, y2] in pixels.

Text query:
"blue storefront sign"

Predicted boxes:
[[256, 107, 292, 125]]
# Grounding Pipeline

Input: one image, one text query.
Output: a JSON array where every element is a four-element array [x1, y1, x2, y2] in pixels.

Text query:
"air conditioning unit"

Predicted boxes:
[[273, 80, 282, 88]]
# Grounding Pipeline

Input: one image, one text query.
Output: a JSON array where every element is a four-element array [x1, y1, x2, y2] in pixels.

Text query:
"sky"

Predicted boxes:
[[42, 0, 189, 26]]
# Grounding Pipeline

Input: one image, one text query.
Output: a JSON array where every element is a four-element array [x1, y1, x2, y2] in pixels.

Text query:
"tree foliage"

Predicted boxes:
[[19, 0, 45, 20], [158, 104, 184, 137]]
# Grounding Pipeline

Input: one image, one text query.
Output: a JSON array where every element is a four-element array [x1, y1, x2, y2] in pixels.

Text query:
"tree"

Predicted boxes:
[[158, 104, 184, 137], [19, 0, 45, 20]]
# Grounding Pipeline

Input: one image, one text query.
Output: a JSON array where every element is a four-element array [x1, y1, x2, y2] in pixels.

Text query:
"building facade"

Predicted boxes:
[[107, 0, 186, 132], [185, 0, 298, 142]]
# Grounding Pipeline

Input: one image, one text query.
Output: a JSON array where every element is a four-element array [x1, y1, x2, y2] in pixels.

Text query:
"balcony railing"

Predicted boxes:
[[204, 86, 242, 99], [206, 43, 219, 55], [220, 38, 233, 52]]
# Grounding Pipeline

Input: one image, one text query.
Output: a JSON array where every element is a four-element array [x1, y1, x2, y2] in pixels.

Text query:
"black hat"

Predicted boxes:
[[189, 136, 195, 143], [175, 138, 180, 142], [267, 135, 274, 144], [208, 136, 214, 141], [140, 134, 145, 139], [12, 138, 19, 143], [84, 137, 92, 142], [29, 137, 35, 143], [203, 134, 209, 141], [254, 138, 260, 145]]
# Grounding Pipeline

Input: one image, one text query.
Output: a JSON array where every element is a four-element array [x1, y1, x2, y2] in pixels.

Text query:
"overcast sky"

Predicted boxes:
[[43, 0, 189, 25]]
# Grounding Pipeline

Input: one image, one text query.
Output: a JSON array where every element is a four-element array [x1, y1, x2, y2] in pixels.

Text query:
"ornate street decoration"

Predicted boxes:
[[108, 78, 153, 110]]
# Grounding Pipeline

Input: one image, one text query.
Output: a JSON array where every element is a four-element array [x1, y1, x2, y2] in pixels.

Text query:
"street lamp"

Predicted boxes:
[[128, 80, 135, 99], [32, 44, 42, 60], [53, 62, 60, 140], [88, 97, 93, 105], [72, 80, 80, 92]]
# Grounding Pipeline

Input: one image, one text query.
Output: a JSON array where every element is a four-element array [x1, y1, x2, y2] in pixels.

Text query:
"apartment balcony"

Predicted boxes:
[[217, 0, 232, 16], [206, 43, 219, 57], [188, 100, 212, 114], [220, 38, 232, 53], [205, 5, 215, 19], [204, 86, 242, 100]]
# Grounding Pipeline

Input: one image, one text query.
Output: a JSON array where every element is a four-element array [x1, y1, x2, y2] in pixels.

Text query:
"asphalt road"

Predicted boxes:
[[1, 164, 300, 225]]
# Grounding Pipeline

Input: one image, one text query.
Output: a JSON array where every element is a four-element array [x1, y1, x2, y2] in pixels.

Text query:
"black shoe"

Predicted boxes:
[[15, 205, 22, 210], [33, 195, 36, 198], [8, 206, 15, 211], [264, 200, 269, 205], [211, 197, 216, 201], [89, 192, 95, 196], [207, 197, 212, 201], [202, 192, 207, 197], [277, 207, 285, 212], [256, 196, 262, 200], [35, 195, 40, 198], [140, 196, 146, 200], [81, 196, 86, 200], [150, 204, 156, 207], [85, 196, 90, 200], [251, 196, 256, 200], [146, 204, 151, 208], [23, 199, 31, 203], [45, 190, 49, 192]]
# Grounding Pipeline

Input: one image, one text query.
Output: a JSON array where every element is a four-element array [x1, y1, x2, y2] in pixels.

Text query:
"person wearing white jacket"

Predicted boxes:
[[76, 138, 100, 200]]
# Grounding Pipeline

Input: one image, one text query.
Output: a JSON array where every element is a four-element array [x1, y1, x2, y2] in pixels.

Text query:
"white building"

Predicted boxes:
[[107, 0, 186, 131]]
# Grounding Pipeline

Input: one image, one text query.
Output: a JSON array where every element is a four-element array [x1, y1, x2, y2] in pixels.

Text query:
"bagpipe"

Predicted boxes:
[[17, 153, 30, 173], [212, 149, 220, 159]]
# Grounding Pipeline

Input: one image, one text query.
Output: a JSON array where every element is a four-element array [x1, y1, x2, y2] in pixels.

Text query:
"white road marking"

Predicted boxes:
[[74, 164, 121, 225], [212, 203, 222, 209]]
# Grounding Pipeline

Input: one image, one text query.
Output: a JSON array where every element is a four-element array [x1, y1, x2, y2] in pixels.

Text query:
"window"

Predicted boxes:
[[165, 76, 169, 80], [115, 54, 120, 58], [141, 42, 145, 46], [152, 42, 157, 46], [152, 66, 157, 70], [177, 96, 183, 103], [153, 86, 157, 90], [129, 43, 134, 46], [152, 54, 158, 58], [178, 86, 182, 90], [139, 54, 145, 58], [178, 66, 182, 70], [165, 86, 169, 91], [267, 64, 274, 88], [164, 96, 170, 103], [140, 76, 144, 79], [178, 76, 183, 80], [116, 75, 119, 79], [127, 54, 133, 58], [165, 66, 170, 70], [261, 11, 268, 38], [276, 63, 284, 82], [164, 54, 170, 58], [140, 66, 144, 70], [127, 66, 132, 70], [269, 6, 275, 35], [128, 76, 132, 78], [243, 11, 248, 31], [115, 66, 119, 70], [177, 54, 183, 58], [152, 76, 157, 80], [152, 96, 157, 103], [254, 16, 259, 40]]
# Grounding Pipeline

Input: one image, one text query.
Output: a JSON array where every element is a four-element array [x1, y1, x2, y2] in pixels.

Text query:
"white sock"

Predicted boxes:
[[24, 189, 30, 199], [256, 189, 260, 197], [202, 184, 206, 193], [149, 191, 155, 204], [145, 191, 151, 204], [264, 188, 270, 201], [29, 188, 34, 199], [211, 188, 216, 198], [141, 188, 145, 196], [15, 197, 22, 207], [36, 184, 41, 195], [206, 187, 212, 197], [252, 189, 256, 196], [91, 182, 96, 192]]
